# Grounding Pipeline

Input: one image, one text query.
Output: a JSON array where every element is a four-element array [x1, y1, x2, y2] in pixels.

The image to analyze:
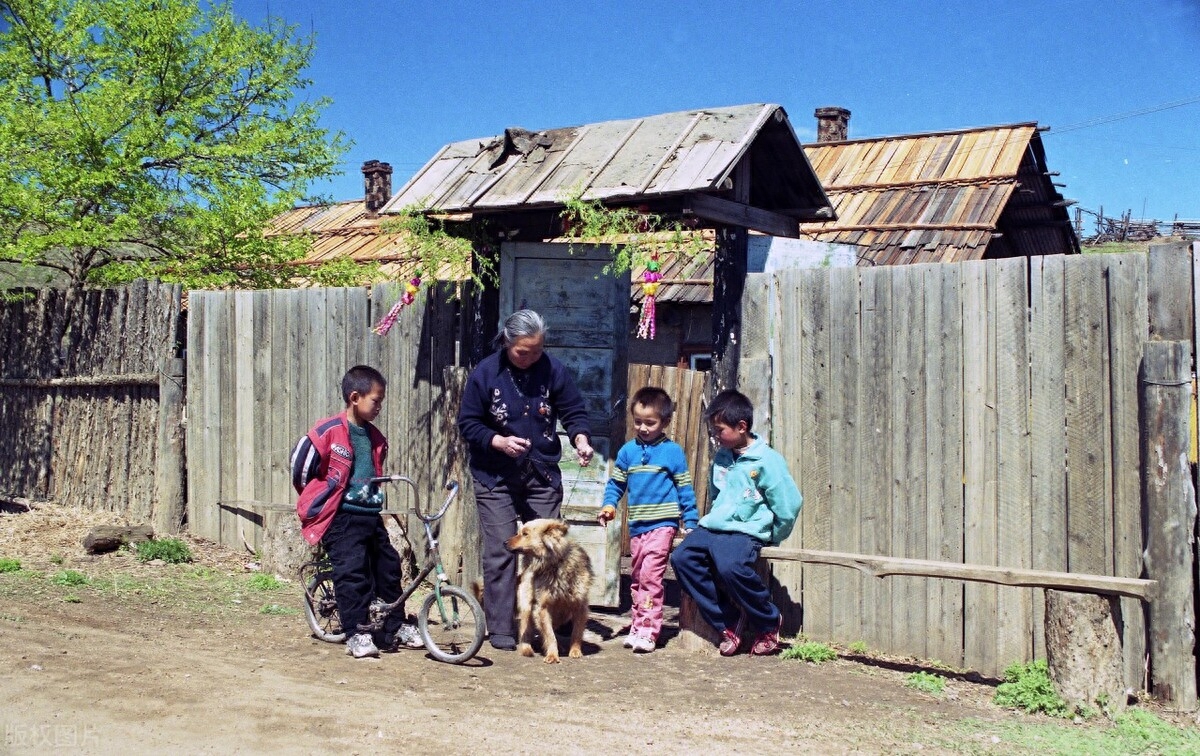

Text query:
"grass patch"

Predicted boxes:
[[994, 660, 1070, 717], [905, 671, 946, 695], [136, 537, 193, 564], [247, 573, 283, 591], [63, 593, 82, 603], [50, 569, 90, 587], [260, 603, 297, 616], [848, 640, 868, 655], [0, 557, 20, 573], [950, 708, 1200, 755], [781, 640, 837, 663]]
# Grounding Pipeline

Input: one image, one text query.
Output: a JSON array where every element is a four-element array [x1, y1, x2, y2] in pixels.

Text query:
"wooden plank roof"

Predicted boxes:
[[801, 123, 1078, 263], [380, 103, 831, 221]]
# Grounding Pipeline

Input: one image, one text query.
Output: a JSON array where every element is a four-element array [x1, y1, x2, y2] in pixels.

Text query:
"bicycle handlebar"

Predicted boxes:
[[368, 476, 460, 523]]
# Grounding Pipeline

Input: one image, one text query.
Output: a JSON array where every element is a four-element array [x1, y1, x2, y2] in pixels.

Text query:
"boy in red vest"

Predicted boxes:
[[291, 365, 421, 658]]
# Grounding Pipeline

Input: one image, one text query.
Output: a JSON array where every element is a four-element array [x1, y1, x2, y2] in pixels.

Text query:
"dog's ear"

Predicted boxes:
[[549, 520, 570, 538]]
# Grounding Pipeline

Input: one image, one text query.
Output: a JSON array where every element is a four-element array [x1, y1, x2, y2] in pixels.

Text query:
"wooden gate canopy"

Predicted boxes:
[[379, 103, 835, 240]]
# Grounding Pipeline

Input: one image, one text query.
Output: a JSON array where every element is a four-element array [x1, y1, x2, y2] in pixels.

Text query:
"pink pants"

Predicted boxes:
[[629, 526, 678, 641]]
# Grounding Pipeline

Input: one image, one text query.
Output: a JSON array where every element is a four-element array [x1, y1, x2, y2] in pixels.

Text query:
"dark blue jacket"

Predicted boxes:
[[457, 350, 591, 488]]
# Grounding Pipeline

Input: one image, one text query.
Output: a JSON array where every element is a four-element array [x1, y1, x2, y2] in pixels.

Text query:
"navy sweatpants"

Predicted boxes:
[[323, 508, 405, 643], [669, 526, 779, 633]]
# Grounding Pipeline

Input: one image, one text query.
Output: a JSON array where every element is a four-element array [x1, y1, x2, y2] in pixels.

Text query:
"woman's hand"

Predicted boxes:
[[491, 435, 531, 458], [573, 435, 594, 467]]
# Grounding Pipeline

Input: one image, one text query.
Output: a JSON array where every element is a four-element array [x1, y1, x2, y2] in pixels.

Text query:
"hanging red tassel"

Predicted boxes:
[[636, 255, 661, 340], [372, 270, 423, 336]]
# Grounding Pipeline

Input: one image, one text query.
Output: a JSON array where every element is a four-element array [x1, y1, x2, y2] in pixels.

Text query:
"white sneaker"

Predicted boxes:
[[622, 634, 636, 649], [393, 622, 424, 649], [629, 634, 656, 653], [345, 632, 379, 658]]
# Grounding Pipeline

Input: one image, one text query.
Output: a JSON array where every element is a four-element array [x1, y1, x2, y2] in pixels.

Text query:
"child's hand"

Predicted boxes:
[[597, 506, 616, 527]]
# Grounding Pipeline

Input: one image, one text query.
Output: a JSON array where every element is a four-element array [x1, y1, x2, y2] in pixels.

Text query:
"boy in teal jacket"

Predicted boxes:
[[670, 389, 802, 656]]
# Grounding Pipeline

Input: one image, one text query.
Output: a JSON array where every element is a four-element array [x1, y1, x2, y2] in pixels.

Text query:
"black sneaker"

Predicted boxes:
[[489, 634, 517, 651]]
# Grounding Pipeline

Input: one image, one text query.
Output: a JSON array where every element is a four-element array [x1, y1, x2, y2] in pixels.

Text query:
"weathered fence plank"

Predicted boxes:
[[1107, 253, 1148, 690], [1141, 340, 1197, 710], [925, 262, 964, 667], [962, 260, 997, 674], [1029, 255, 1068, 663], [891, 264, 926, 659], [860, 268, 893, 651], [828, 266, 862, 642], [1064, 255, 1111, 576], [795, 267, 833, 642], [994, 258, 1033, 667]]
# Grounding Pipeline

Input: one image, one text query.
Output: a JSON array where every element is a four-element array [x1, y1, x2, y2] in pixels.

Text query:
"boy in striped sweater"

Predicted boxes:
[[598, 387, 699, 652]]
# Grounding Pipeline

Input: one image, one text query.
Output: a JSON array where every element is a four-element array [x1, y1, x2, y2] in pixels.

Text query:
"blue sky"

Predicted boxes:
[[232, 0, 1200, 229]]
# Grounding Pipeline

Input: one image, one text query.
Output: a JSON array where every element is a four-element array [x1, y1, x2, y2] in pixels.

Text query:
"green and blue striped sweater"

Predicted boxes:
[[602, 436, 699, 536]]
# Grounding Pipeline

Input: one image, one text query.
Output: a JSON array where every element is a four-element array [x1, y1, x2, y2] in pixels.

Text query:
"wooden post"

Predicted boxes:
[[710, 156, 751, 394], [1141, 340, 1198, 710], [153, 357, 186, 534], [1044, 589, 1127, 718]]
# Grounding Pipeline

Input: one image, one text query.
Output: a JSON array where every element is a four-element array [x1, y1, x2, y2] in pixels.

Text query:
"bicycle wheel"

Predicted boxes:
[[304, 571, 346, 643], [418, 584, 484, 664]]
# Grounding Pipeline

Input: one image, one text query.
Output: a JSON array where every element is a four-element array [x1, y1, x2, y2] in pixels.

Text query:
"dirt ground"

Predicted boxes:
[[0, 504, 1188, 755]]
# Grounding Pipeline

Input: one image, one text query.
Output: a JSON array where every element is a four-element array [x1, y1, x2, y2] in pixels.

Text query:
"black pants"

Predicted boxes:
[[473, 465, 563, 637], [323, 508, 405, 642]]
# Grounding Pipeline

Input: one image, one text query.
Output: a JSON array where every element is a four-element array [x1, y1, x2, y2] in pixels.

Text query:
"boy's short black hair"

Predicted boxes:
[[342, 365, 386, 404], [630, 386, 674, 423], [705, 389, 754, 432]]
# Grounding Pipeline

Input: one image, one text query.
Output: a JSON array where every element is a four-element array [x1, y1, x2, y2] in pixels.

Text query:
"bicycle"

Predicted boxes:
[[300, 477, 485, 664]]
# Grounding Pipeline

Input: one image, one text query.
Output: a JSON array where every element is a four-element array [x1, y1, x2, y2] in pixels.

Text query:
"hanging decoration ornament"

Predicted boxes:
[[636, 253, 662, 340], [372, 268, 423, 336]]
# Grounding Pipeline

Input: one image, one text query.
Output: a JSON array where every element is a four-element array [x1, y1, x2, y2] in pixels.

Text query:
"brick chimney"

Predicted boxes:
[[362, 160, 393, 214], [814, 107, 851, 142]]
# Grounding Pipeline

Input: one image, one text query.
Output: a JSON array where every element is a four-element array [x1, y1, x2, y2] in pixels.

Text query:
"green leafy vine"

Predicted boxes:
[[378, 207, 496, 291], [559, 190, 710, 276]]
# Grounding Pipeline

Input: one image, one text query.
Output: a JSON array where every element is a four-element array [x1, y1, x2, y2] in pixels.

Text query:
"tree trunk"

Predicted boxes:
[[1044, 589, 1128, 718]]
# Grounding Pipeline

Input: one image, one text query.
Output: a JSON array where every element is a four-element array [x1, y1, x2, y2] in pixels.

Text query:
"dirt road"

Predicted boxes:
[[0, 506, 1121, 755]]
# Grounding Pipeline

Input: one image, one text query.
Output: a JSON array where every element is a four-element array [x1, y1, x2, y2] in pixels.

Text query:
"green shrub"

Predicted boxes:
[[993, 660, 1069, 717], [247, 573, 282, 591], [0, 557, 20, 573], [51, 570, 90, 587], [906, 671, 946, 695], [135, 538, 193, 564], [848, 640, 868, 655], [781, 641, 837, 663]]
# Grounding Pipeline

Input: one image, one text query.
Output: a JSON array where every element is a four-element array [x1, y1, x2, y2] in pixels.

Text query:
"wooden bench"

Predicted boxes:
[[675, 546, 1157, 715]]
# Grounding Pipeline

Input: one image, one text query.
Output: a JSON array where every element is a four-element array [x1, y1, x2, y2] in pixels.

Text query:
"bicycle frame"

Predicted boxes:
[[359, 477, 460, 634]]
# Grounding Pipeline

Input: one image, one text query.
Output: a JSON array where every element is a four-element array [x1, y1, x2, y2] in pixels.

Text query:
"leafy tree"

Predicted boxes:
[[0, 0, 348, 289]]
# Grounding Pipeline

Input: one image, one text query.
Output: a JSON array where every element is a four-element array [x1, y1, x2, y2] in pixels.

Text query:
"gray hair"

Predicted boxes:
[[496, 309, 547, 348]]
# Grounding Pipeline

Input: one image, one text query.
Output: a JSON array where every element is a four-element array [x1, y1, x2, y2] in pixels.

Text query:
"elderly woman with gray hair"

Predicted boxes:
[[456, 309, 594, 650]]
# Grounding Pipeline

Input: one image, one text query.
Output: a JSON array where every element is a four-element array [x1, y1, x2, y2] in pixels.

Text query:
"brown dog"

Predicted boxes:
[[504, 518, 594, 663]]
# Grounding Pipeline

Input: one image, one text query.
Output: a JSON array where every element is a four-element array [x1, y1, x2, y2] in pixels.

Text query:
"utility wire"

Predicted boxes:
[[1048, 94, 1200, 135]]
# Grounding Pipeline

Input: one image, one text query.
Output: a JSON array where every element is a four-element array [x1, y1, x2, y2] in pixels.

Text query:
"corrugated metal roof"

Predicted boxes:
[[269, 120, 1077, 304], [381, 104, 830, 217], [801, 123, 1077, 263]]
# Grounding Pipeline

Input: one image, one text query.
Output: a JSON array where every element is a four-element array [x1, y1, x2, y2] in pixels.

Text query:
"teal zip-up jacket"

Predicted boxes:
[[699, 434, 802, 546]]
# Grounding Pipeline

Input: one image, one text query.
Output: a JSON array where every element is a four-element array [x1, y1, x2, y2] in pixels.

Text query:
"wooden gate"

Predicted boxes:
[[499, 241, 629, 606]]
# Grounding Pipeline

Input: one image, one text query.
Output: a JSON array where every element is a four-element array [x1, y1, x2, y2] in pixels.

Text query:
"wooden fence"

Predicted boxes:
[[184, 283, 464, 555], [0, 281, 184, 530], [745, 247, 1196, 684]]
